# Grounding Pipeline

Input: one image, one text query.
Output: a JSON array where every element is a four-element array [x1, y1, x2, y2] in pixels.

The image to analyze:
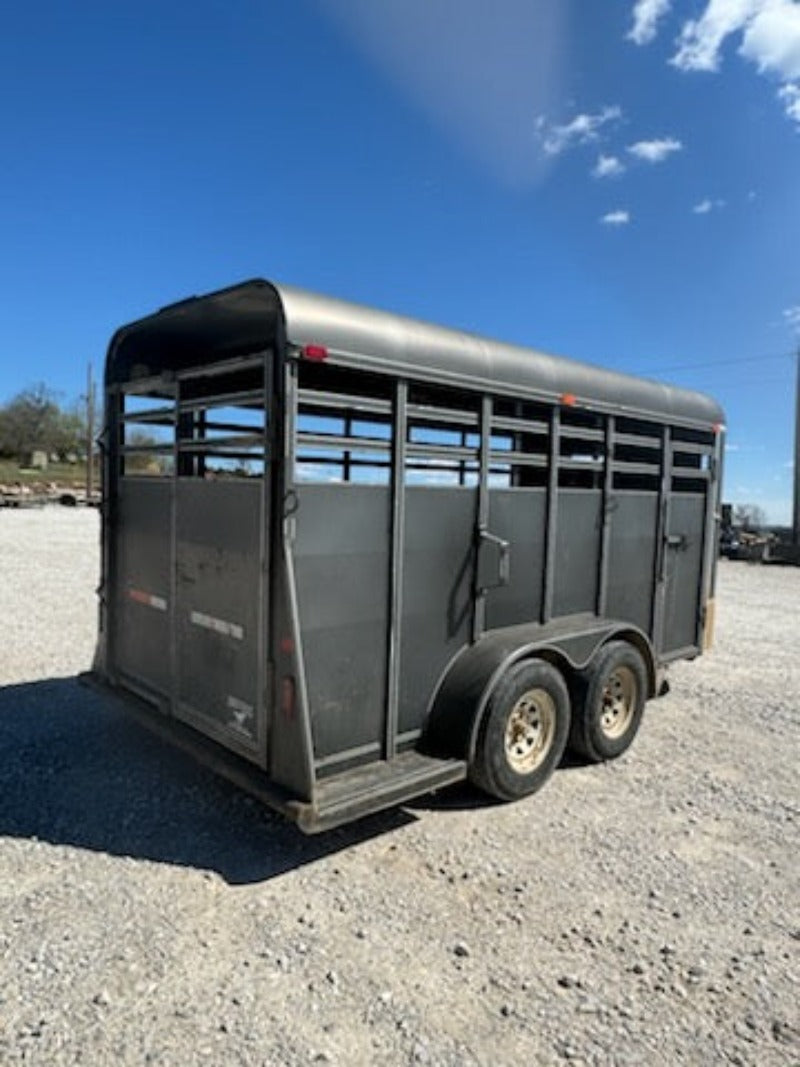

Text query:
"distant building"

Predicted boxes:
[[26, 450, 48, 470]]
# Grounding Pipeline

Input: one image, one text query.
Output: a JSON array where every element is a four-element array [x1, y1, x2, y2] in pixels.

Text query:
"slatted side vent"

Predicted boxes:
[[612, 415, 663, 492], [176, 361, 267, 479], [490, 398, 550, 489], [670, 426, 715, 493], [406, 383, 480, 487], [296, 362, 393, 485], [119, 388, 176, 477], [559, 408, 606, 489]]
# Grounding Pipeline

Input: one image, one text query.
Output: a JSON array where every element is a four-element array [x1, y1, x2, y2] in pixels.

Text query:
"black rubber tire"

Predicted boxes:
[[470, 660, 571, 802], [569, 641, 648, 763]]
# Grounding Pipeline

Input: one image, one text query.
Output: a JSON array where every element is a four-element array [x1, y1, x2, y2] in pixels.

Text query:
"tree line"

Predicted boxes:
[[0, 384, 88, 463]]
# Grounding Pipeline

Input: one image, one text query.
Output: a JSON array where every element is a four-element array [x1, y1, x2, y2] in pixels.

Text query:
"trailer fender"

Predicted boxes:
[[422, 615, 656, 766]]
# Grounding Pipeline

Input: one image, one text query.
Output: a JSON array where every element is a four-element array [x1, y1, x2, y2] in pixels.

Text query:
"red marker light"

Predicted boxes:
[[279, 635, 294, 655], [280, 676, 296, 720], [303, 344, 328, 362], [561, 392, 577, 407]]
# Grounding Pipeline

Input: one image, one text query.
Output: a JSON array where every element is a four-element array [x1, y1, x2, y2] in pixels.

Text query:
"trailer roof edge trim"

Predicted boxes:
[[106, 278, 725, 427]]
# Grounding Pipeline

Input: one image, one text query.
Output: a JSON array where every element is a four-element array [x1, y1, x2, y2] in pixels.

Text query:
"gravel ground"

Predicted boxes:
[[0, 507, 798, 1066]]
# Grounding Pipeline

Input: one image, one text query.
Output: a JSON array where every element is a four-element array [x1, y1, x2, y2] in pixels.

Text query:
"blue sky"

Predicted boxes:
[[1, 0, 798, 520]]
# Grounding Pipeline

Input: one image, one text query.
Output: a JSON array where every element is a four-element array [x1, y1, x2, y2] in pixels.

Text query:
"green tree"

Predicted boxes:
[[0, 384, 87, 461], [733, 503, 767, 531]]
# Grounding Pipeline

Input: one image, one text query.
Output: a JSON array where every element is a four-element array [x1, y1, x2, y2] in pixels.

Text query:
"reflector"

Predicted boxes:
[[303, 344, 328, 362]]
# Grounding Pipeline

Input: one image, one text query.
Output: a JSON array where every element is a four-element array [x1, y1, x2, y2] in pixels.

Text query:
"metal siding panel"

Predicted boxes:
[[293, 484, 390, 760], [399, 488, 475, 735], [553, 490, 602, 617], [605, 493, 659, 633], [113, 479, 172, 694], [485, 489, 546, 628], [175, 479, 264, 753]]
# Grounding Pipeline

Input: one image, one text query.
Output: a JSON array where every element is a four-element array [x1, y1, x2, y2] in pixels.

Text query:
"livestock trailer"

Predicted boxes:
[[87, 280, 724, 831]]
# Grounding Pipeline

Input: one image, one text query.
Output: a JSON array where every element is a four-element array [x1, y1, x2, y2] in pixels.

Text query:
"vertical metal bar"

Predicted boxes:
[[512, 400, 522, 488], [651, 425, 671, 652], [257, 350, 270, 760], [384, 380, 408, 761], [542, 406, 560, 623], [597, 415, 614, 616], [793, 349, 800, 546], [169, 381, 180, 718], [266, 336, 287, 772], [282, 356, 317, 790], [103, 385, 121, 677], [343, 413, 352, 482], [472, 394, 492, 642]]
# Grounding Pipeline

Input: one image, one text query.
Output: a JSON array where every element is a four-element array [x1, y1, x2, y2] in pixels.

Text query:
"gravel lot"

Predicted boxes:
[[1, 506, 798, 1066]]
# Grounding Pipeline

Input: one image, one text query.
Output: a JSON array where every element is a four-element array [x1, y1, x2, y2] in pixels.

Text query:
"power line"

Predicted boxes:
[[646, 351, 794, 374], [692, 374, 794, 388]]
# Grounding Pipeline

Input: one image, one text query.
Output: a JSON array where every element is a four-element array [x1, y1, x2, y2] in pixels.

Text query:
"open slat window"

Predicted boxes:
[[120, 390, 175, 477], [671, 427, 715, 493], [490, 398, 549, 488], [177, 363, 267, 478], [559, 408, 606, 489], [405, 385, 480, 487], [612, 415, 663, 491], [296, 363, 392, 485]]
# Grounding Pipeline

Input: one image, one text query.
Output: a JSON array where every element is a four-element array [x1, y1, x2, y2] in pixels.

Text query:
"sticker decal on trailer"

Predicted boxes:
[[189, 611, 244, 641], [227, 694, 255, 736], [127, 588, 167, 611]]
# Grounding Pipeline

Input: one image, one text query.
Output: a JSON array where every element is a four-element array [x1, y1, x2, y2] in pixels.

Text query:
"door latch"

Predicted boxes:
[[477, 530, 510, 591]]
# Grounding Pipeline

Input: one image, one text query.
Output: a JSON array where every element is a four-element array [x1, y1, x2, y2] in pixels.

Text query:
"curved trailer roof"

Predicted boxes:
[[107, 278, 725, 428]]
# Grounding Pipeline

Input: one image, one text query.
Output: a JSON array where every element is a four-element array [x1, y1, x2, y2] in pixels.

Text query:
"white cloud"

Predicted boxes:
[[666, 0, 800, 127], [740, 1, 800, 79], [671, 0, 758, 72], [779, 82, 800, 123], [628, 0, 672, 44], [627, 136, 683, 162], [536, 106, 622, 156], [784, 305, 800, 333], [600, 210, 631, 225], [693, 197, 726, 212], [592, 153, 626, 178]]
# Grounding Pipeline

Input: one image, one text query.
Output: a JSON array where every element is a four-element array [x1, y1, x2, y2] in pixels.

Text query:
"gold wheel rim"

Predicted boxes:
[[504, 688, 556, 774], [599, 666, 637, 740]]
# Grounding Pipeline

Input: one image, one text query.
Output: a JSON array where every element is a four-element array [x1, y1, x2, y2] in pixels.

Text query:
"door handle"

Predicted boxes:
[[666, 534, 688, 550], [477, 530, 510, 590]]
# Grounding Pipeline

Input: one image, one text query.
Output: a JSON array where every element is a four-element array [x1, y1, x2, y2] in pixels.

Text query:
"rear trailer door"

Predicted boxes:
[[113, 354, 272, 764], [174, 478, 265, 757], [659, 430, 715, 658], [172, 358, 271, 760], [113, 385, 176, 698]]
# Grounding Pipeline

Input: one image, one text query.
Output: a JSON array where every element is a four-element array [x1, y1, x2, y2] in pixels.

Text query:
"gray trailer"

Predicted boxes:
[[87, 280, 724, 832]]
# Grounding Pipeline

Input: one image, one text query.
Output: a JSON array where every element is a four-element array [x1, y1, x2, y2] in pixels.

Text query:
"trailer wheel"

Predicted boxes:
[[470, 660, 570, 801], [569, 641, 647, 763]]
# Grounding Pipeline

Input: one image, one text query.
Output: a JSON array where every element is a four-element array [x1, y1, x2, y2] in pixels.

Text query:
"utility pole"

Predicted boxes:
[[85, 362, 95, 502]]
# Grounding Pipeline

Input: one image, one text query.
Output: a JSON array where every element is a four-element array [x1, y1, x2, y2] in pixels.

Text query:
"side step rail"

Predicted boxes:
[[304, 752, 467, 834]]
